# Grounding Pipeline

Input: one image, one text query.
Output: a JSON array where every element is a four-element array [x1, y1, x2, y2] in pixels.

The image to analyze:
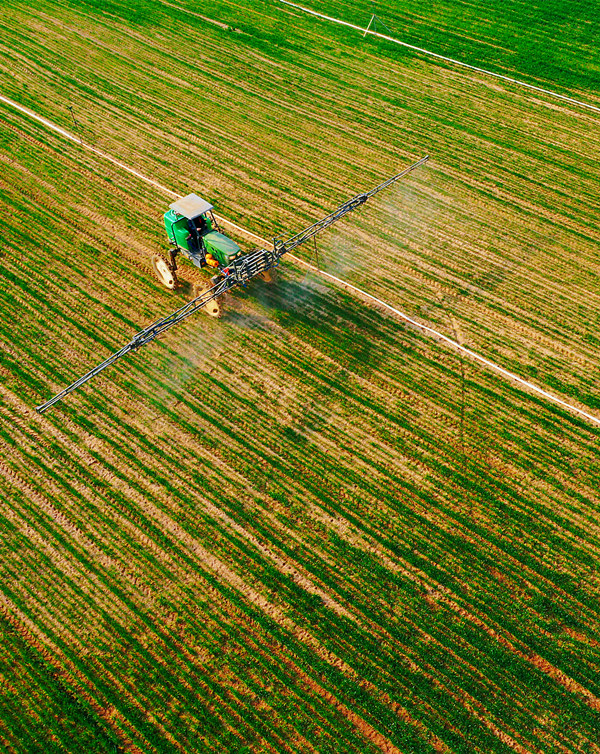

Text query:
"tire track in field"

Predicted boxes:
[[0, 151, 156, 279], [5, 0, 600, 294], [0, 387, 411, 754], [360, 224, 597, 370], [0, 96, 179, 198], [277, 0, 600, 116]]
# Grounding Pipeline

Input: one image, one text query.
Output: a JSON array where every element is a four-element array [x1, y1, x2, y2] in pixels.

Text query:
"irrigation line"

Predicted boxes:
[[2, 93, 599, 427], [277, 0, 600, 116]]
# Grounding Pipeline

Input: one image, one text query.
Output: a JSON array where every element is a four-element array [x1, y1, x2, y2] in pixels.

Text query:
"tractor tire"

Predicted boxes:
[[259, 268, 276, 284], [193, 283, 222, 318], [152, 255, 177, 289]]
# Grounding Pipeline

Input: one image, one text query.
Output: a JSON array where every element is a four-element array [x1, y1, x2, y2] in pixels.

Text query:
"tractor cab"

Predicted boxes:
[[163, 193, 241, 270]]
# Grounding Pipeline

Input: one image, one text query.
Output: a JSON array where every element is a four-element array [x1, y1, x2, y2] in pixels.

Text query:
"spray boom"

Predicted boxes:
[[36, 156, 429, 413]]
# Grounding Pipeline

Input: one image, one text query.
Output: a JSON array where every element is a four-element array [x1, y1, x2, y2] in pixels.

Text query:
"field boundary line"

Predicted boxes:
[[277, 0, 600, 116], [2, 93, 599, 427], [0, 95, 180, 199], [292, 260, 600, 427]]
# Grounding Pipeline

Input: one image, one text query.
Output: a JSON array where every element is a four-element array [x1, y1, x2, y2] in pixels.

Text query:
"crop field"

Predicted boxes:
[[1, 0, 600, 752]]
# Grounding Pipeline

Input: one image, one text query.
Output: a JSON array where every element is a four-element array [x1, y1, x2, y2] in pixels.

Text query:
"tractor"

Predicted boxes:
[[154, 193, 249, 318]]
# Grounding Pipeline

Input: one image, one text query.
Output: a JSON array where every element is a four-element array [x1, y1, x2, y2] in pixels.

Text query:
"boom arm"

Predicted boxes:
[[273, 154, 429, 258], [35, 277, 233, 413], [35, 156, 428, 413]]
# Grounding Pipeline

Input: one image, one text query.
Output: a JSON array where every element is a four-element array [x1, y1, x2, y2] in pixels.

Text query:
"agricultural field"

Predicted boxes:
[[1, 0, 600, 752]]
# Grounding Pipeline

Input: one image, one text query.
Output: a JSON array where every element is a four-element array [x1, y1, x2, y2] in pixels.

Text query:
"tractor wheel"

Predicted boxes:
[[259, 268, 276, 284], [152, 255, 176, 289], [193, 283, 222, 318]]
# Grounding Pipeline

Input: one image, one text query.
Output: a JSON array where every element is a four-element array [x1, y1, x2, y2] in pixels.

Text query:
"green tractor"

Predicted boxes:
[[154, 193, 245, 317], [151, 156, 428, 321]]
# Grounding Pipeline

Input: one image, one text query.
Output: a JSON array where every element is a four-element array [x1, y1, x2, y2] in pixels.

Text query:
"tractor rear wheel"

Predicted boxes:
[[152, 255, 176, 289], [193, 283, 222, 318]]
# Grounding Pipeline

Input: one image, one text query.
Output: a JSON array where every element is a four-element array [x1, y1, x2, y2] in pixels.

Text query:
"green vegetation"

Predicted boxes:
[[282, 0, 600, 95], [1, 1, 599, 751]]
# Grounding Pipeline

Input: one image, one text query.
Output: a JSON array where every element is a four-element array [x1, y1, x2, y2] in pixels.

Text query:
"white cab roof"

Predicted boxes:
[[169, 193, 214, 219]]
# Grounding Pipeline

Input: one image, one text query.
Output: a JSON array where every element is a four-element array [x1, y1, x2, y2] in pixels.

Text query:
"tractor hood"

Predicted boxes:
[[204, 231, 241, 266]]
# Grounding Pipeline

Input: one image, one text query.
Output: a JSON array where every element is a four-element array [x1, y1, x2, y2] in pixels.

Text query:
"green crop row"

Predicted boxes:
[[2, 0, 600, 750]]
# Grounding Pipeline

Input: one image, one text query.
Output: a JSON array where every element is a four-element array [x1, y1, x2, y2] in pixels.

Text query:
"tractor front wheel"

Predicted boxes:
[[259, 268, 277, 284], [152, 255, 177, 289], [193, 284, 222, 318]]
